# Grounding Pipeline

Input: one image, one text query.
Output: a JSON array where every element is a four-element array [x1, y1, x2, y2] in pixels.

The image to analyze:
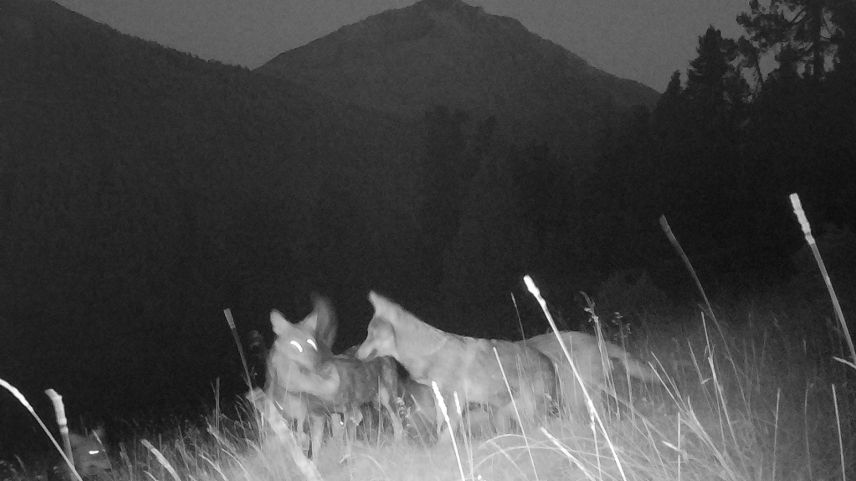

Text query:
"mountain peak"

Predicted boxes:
[[409, 0, 517, 33], [258, 0, 658, 152], [413, 0, 487, 17], [417, 0, 474, 10]]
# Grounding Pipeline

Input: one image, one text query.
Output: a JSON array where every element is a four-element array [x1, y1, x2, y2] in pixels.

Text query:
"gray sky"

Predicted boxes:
[[56, 0, 749, 91]]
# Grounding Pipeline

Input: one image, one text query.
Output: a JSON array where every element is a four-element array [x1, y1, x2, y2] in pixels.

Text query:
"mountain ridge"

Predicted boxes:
[[258, 0, 659, 156]]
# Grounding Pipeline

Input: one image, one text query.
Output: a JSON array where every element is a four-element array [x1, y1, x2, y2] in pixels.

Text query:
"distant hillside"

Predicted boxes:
[[0, 0, 427, 439], [258, 0, 659, 156]]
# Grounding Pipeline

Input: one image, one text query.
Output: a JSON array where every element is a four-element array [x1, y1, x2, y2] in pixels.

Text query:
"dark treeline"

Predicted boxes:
[[451, 2, 856, 299], [1, 0, 855, 456], [579, 5, 856, 294], [418, 1, 856, 337], [425, 17, 856, 306]]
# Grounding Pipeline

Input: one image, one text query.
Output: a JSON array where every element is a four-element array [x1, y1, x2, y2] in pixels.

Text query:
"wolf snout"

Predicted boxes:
[[355, 344, 375, 360]]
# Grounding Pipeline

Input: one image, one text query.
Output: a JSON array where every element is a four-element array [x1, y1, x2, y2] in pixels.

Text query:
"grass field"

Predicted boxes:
[[4, 207, 856, 481], [3, 269, 853, 481]]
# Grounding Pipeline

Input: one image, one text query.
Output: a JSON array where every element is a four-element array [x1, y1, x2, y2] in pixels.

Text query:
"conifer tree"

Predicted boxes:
[[738, 0, 851, 80]]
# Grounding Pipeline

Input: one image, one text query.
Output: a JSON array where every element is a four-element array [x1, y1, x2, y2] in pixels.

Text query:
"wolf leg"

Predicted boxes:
[[307, 412, 326, 460], [344, 408, 363, 441], [493, 402, 517, 433], [377, 386, 404, 441], [432, 390, 464, 441], [329, 413, 346, 443]]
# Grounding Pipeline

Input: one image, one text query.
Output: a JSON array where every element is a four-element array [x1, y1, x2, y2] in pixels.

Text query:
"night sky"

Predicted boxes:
[[54, 0, 749, 91]]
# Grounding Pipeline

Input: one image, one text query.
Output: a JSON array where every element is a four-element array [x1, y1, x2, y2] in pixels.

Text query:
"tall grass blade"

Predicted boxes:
[[0, 378, 83, 481], [659, 215, 716, 320], [789, 193, 855, 365], [45, 389, 75, 471], [492, 346, 539, 480], [660, 217, 736, 369], [141, 439, 182, 481], [224, 308, 254, 390], [540, 427, 597, 480], [431, 381, 467, 481], [832, 384, 846, 481], [524, 275, 629, 481], [245, 389, 323, 481]]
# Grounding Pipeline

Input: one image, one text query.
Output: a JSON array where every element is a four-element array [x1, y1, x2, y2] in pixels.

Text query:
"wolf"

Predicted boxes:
[[264, 296, 402, 459], [272, 337, 404, 447], [521, 331, 656, 417], [261, 294, 338, 458], [355, 291, 557, 437], [67, 428, 111, 479], [38, 427, 112, 481]]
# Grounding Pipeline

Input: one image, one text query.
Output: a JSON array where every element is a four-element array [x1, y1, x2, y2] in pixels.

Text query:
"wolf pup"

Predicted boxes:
[[355, 291, 557, 437]]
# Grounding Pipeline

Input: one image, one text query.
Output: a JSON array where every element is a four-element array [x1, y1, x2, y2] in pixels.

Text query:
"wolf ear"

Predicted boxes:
[[299, 312, 319, 333], [368, 291, 396, 322], [368, 291, 381, 305], [270, 310, 292, 335], [368, 291, 388, 311], [310, 293, 338, 350]]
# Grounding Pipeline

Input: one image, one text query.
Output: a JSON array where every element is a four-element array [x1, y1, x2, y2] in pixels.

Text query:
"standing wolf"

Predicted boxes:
[[355, 291, 557, 437], [261, 294, 335, 458], [264, 295, 402, 459]]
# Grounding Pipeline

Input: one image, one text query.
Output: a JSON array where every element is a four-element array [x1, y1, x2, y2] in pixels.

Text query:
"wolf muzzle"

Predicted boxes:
[[356, 345, 377, 361]]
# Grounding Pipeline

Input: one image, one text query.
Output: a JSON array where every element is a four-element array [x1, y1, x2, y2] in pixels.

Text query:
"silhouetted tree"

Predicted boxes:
[[829, 0, 856, 79], [738, 0, 851, 80], [685, 26, 748, 131], [652, 71, 684, 135]]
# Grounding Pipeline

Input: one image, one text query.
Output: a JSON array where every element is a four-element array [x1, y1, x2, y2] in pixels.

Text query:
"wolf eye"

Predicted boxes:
[[306, 339, 317, 350], [289, 340, 303, 353]]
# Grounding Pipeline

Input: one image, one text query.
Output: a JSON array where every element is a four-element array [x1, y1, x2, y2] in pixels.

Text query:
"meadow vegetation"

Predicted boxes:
[[3, 256, 853, 481]]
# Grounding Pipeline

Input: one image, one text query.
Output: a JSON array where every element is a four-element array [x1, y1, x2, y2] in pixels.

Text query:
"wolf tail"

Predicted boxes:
[[603, 342, 656, 382]]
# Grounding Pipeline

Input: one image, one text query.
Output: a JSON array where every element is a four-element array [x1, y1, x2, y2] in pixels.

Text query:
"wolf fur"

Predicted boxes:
[[521, 331, 656, 417], [355, 291, 557, 437]]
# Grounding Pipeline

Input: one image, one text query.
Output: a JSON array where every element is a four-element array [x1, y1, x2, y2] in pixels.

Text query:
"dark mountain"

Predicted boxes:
[[258, 0, 659, 157], [0, 0, 428, 449]]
